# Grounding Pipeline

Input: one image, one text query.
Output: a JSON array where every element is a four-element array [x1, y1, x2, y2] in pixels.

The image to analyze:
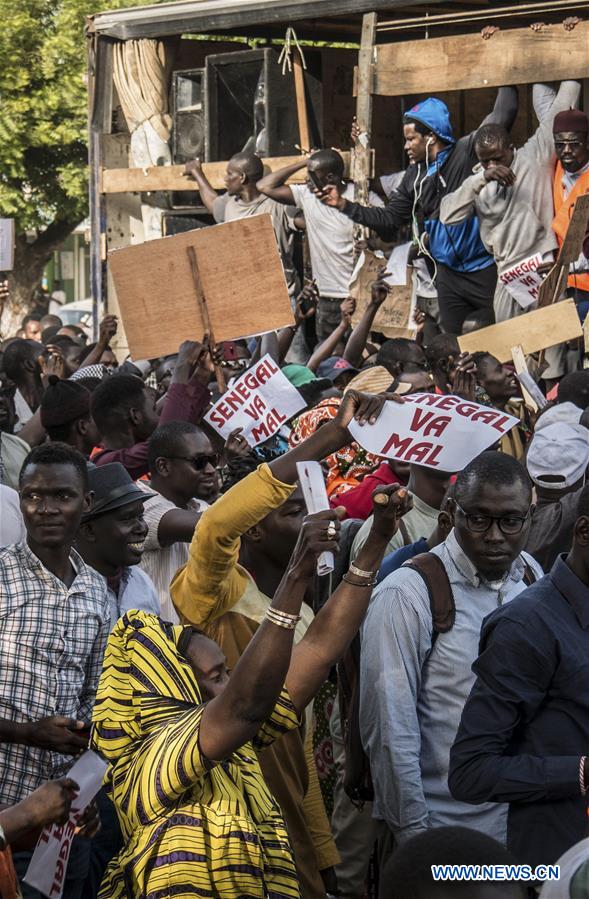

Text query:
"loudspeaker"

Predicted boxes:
[[205, 47, 322, 162], [172, 68, 206, 164]]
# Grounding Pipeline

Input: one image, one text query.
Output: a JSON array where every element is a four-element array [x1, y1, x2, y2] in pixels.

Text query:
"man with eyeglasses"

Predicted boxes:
[[136, 421, 219, 623], [359, 451, 541, 876], [449, 480, 589, 871], [552, 107, 589, 321]]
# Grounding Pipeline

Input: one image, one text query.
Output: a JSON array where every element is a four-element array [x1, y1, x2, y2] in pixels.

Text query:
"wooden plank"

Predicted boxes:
[[353, 12, 377, 209], [293, 54, 310, 153], [374, 21, 589, 96], [102, 151, 356, 194], [108, 214, 294, 360], [558, 193, 589, 265], [459, 299, 582, 363]]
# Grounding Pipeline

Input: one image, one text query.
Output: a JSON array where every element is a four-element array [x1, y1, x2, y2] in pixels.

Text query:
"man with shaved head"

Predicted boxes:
[[184, 150, 299, 297]]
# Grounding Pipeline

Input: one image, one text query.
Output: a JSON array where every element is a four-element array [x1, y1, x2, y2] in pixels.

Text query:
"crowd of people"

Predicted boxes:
[[2, 45, 589, 899]]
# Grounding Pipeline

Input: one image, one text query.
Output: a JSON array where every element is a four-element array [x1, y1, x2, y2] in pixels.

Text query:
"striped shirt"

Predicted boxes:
[[137, 479, 207, 623], [0, 543, 109, 804]]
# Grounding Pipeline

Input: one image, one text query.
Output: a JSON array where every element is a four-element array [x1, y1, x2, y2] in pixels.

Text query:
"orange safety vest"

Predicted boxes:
[[553, 161, 589, 293]]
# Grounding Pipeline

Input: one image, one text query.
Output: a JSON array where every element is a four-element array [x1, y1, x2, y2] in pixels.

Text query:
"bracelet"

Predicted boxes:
[[265, 608, 301, 630], [349, 563, 377, 579], [342, 573, 376, 588], [580, 756, 587, 795]]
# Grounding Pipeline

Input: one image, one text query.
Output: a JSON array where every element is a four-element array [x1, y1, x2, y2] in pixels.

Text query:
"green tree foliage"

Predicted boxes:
[[0, 0, 160, 315]]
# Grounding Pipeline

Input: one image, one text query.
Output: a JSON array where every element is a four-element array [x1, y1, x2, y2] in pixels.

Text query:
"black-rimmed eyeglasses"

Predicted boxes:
[[455, 502, 529, 535]]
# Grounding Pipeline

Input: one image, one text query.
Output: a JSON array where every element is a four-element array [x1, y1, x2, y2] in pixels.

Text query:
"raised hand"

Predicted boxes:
[[287, 509, 343, 581], [369, 484, 413, 540], [335, 389, 404, 431], [483, 165, 515, 187]]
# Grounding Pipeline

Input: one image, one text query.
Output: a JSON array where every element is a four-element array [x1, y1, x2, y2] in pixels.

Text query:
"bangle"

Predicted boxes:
[[349, 563, 377, 579], [265, 608, 301, 630], [342, 573, 376, 587], [580, 756, 587, 795]]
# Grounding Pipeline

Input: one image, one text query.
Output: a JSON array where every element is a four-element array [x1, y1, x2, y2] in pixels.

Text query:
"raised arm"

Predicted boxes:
[[480, 86, 519, 130], [257, 159, 307, 206], [439, 171, 487, 226], [183, 159, 219, 214], [319, 175, 414, 240], [343, 275, 389, 367], [286, 485, 412, 713], [82, 315, 118, 369], [307, 299, 353, 372], [198, 508, 341, 761]]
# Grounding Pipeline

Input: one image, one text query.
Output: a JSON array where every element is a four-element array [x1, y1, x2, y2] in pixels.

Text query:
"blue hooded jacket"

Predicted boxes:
[[403, 98, 492, 272]]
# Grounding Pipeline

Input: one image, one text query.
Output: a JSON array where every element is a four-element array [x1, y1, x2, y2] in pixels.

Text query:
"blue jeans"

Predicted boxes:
[[14, 836, 91, 899]]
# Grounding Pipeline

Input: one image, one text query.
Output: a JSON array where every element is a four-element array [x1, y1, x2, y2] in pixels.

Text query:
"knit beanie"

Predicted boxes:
[[40, 375, 91, 428], [553, 108, 589, 134]]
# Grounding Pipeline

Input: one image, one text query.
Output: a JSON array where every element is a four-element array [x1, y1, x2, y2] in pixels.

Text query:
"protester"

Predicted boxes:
[[40, 376, 99, 455], [49, 280, 66, 316], [449, 481, 589, 870], [2, 340, 43, 432], [92, 477, 409, 898], [170, 390, 399, 897], [316, 89, 519, 333], [440, 81, 580, 380], [360, 452, 542, 880], [257, 149, 384, 340], [21, 316, 42, 343], [184, 154, 300, 297], [0, 443, 109, 896], [137, 421, 213, 621], [552, 107, 589, 315], [90, 339, 211, 479], [384, 826, 526, 899], [0, 484, 26, 546]]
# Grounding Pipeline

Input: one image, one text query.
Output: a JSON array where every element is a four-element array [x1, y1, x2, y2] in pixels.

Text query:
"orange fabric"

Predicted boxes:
[[552, 162, 589, 292], [0, 846, 20, 899]]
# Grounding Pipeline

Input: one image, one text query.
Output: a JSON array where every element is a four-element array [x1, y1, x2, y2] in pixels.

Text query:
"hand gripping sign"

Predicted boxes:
[[24, 751, 109, 899], [204, 354, 306, 447], [348, 393, 518, 471]]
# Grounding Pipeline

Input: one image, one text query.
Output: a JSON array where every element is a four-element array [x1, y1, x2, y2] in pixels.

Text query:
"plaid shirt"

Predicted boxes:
[[0, 543, 109, 804]]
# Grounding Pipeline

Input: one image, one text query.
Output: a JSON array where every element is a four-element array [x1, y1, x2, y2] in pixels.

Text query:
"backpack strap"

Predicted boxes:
[[405, 552, 455, 641], [522, 561, 537, 587]]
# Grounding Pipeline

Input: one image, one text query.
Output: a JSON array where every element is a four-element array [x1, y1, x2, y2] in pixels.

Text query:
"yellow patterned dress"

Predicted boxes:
[[91, 610, 301, 898]]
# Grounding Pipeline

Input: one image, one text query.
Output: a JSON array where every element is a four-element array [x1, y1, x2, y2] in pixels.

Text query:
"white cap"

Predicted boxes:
[[526, 422, 589, 489], [535, 401, 582, 432]]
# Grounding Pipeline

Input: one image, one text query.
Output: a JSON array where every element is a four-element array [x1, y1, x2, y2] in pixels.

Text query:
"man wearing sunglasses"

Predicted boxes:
[[136, 421, 220, 623], [552, 107, 589, 320], [359, 451, 541, 877]]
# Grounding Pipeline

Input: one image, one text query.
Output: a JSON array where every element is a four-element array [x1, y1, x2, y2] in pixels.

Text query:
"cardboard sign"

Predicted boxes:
[[108, 215, 294, 360], [297, 461, 334, 576], [349, 248, 415, 339], [348, 393, 518, 472], [511, 344, 546, 412], [24, 751, 109, 899], [459, 298, 582, 363], [204, 354, 305, 447], [0, 219, 15, 271], [499, 253, 543, 309]]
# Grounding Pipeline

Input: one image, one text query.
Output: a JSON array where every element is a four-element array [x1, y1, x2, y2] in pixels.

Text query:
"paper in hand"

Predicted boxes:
[[296, 461, 335, 577]]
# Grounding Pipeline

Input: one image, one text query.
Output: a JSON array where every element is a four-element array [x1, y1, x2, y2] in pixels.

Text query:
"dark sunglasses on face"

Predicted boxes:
[[167, 453, 220, 471]]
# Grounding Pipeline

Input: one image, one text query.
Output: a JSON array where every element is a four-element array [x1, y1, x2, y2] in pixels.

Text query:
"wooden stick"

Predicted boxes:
[[186, 245, 226, 393], [293, 52, 310, 153]]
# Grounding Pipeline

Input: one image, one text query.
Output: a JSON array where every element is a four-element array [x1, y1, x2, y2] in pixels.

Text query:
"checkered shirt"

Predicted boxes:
[[0, 543, 109, 803]]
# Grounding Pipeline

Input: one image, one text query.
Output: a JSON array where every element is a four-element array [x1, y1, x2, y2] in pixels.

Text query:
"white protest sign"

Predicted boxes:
[[0, 219, 15, 271], [24, 751, 109, 899], [348, 393, 518, 472], [385, 242, 412, 286], [204, 354, 306, 447], [296, 461, 334, 576], [499, 252, 544, 309]]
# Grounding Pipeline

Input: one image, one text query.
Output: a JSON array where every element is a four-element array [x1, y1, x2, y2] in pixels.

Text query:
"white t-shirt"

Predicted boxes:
[[289, 182, 383, 299], [0, 485, 26, 547]]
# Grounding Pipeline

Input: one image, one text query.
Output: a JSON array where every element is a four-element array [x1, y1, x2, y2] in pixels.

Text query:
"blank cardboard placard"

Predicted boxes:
[[459, 299, 582, 362], [108, 214, 293, 360], [349, 249, 415, 339]]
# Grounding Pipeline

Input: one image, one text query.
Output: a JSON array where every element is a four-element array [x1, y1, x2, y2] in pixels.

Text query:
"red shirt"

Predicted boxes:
[[330, 461, 401, 520]]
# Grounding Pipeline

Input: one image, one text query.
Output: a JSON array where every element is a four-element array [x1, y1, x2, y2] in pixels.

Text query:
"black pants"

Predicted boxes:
[[436, 262, 497, 335]]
